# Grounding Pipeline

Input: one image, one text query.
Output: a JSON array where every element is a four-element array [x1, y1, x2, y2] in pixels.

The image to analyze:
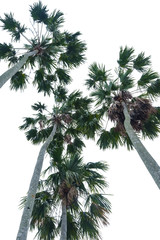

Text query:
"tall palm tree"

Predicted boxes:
[[17, 90, 99, 240], [20, 147, 111, 240], [85, 46, 160, 189], [0, 1, 86, 92]]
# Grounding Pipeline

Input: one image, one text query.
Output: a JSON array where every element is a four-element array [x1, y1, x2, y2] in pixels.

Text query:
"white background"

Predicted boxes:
[[0, 0, 160, 239]]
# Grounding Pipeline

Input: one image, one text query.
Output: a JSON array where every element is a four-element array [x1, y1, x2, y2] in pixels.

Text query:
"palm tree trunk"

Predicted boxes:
[[16, 123, 57, 240], [60, 198, 67, 240], [122, 102, 160, 190], [0, 50, 38, 89]]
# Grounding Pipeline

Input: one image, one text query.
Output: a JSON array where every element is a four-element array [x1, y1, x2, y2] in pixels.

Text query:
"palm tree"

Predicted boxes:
[[0, 1, 86, 92], [85, 46, 160, 189], [17, 90, 99, 239], [20, 147, 111, 240]]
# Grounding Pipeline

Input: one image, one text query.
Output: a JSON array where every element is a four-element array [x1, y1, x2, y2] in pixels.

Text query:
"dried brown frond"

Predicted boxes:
[[61, 114, 72, 124], [58, 181, 78, 207], [108, 91, 157, 134], [64, 134, 72, 144], [67, 186, 78, 206]]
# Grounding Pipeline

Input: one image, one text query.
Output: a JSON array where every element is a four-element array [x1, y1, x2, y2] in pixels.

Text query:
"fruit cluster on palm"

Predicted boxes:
[[86, 46, 160, 189], [19, 91, 111, 240], [0, 1, 86, 92]]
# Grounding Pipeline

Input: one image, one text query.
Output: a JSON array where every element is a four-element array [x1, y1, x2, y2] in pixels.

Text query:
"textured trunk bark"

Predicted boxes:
[[60, 199, 67, 240], [16, 123, 57, 240], [122, 102, 160, 190], [0, 50, 38, 88]]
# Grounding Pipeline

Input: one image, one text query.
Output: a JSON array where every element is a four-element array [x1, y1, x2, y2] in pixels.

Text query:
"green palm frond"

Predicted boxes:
[[133, 52, 151, 72], [67, 137, 85, 155], [32, 102, 47, 113], [30, 1, 49, 24], [91, 87, 112, 105], [138, 69, 159, 87], [122, 135, 134, 150], [25, 126, 52, 144], [0, 13, 26, 41], [47, 10, 64, 32], [85, 161, 108, 172], [32, 216, 57, 240], [147, 79, 160, 98], [0, 43, 16, 60], [86, 193, 111, 226], [117, 46, 134, 68], [86, 172, 108, 192], [97, 128, 122, 149], [53, 86, 68, 102], [55, 68, 72, 85], [10, 71, 28, 90], [59, 31, 86, 67], [76, 111, 101, 139], [79, 211, 100, 240], [119, 68, 134, 90], [33, 68, 54, 95], [141, 111, 160, 140], [67, 212, 79, 240], [19, 117, 36, 130], [86, 63, 109, 89]]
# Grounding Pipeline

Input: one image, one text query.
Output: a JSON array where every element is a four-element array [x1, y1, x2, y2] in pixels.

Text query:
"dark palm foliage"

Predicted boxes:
[[19, 91, 106, 239], [19, 90, 101, 152], [0, 1, 86, 92], [20, 148, 111, 240], [86, 46, 160, 150]]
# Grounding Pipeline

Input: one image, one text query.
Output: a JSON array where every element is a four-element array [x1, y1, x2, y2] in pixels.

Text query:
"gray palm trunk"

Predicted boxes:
[[122, 102, 160, 189], [0, 50, 38, 88], [16, 123, 57, 240], [60, 199, 67, 240]]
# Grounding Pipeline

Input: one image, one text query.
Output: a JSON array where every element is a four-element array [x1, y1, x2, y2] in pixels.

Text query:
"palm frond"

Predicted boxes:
[[0, 13, 26, 41], [30, 1, 49, 24], [97, 128, 122, 149], [85, 63, 110, 89], [55, 68, 72, 85], [19, 117, 36, 130], [0, 43, 16, 60], [10, 71, 28, 90], [31, 102, 47, 113], [147, 79, 160, 98], [47, 10, 64, 32], [79, 211, 100, 240], [133, 52, 151, 72], [138, 69, 159, 87], [119, 68, 134, 90], [59, 31, 86, 68], [117, 46, 134, 68]]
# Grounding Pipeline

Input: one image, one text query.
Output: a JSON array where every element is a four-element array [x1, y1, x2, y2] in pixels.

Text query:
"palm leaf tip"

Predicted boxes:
[[0, 13, 26, 41], [0, 43, 15, 60], [30, 1, 49, 24], [10, 71, 28, 90], [117, 46, 134, 68], [133, 52, 151, 72]]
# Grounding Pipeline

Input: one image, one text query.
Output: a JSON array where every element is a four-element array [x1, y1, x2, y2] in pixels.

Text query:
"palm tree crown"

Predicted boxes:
[[21, 148, 111, 240], [0, 1, 86, 92], [86, 46, 160, 150], [20, 90, 101, 152]]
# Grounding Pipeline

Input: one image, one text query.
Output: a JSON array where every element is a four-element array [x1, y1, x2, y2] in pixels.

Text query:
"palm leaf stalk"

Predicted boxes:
[[0, 1, 86, 92], [86, 46, 160, 189], [16, 123, 57, 240], [122, 102, 160, 189]]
